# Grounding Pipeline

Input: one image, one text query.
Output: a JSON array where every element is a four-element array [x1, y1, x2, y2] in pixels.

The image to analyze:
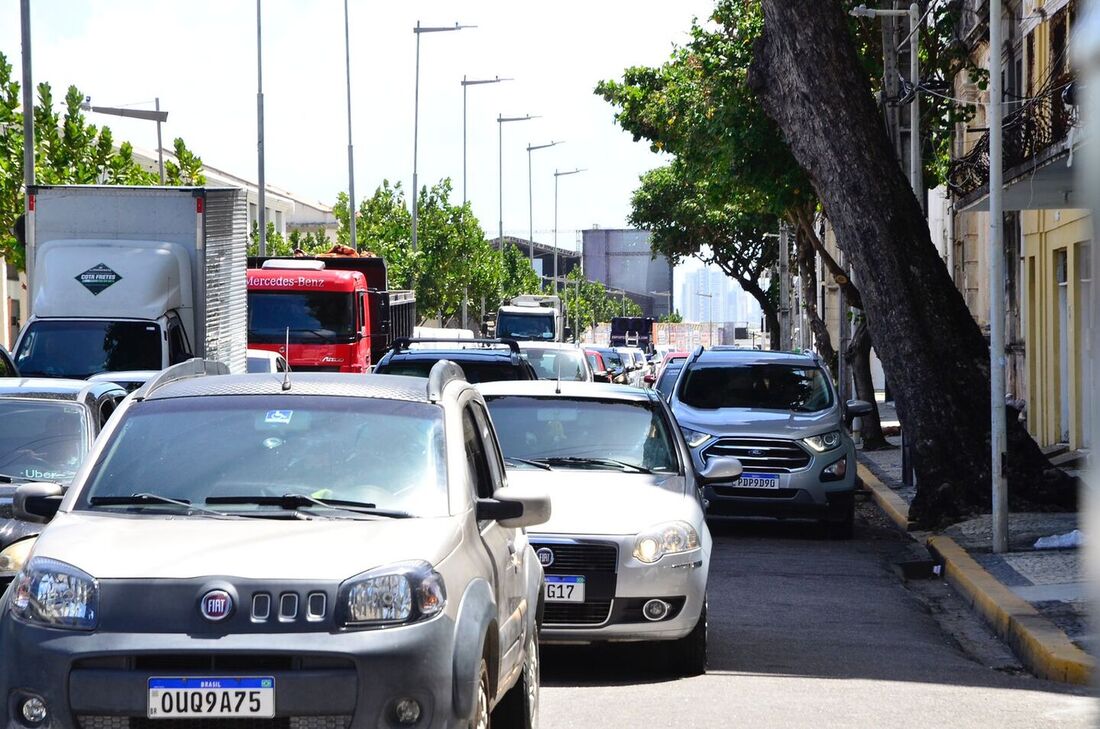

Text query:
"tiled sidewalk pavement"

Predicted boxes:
[[858, 397, 1088, 654]]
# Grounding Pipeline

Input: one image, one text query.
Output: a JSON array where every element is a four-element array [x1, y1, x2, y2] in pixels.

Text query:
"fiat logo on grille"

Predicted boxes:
[[536, 548, 555, 567], [200, 589, 234, 621]]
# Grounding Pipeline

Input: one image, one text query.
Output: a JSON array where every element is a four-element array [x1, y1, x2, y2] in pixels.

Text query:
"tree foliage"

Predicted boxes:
[[560, 267, 643, 336]]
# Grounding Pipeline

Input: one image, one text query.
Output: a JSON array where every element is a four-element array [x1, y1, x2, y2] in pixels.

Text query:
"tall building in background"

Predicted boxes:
[[581, 228, 674, 317]]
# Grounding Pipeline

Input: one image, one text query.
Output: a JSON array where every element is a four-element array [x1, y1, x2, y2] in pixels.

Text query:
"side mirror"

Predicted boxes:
[[14, 482, 65, 523], [698, 457, 743, 484], [845, 399, 874, 420], [643, 374, 656, 385], [476, 488, 551, 529]]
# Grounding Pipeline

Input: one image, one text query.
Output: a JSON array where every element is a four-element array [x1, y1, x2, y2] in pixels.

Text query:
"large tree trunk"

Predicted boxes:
[[748, 0, 1075, 527], [740, 277, 781, 350], [794, 228, 837, 372], [845, 316, 890, 450]]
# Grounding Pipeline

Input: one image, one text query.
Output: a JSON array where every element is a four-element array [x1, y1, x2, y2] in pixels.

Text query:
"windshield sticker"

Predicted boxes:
[[75, 263, 123, 295], [265, 410, 293, 425]]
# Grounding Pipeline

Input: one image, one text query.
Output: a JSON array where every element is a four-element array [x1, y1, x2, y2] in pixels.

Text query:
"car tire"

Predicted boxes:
[[491, 629, 540, 729], [469, 659, 491, 729], [668, 601, 707, 676]]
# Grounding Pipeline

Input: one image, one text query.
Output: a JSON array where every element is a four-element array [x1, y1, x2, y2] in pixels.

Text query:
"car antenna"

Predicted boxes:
[[281, 328, 292, 391], [555, 348, 563, 395]]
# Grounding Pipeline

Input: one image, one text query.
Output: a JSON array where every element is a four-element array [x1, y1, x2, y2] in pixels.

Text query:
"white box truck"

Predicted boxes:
[[13, 186, 248, 377], [495, 294, 564, 342]]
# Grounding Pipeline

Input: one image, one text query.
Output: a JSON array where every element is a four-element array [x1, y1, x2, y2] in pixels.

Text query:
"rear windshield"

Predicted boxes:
[[678, 363, 834, 412], [0, 399, 89, 483], [520, 348, 588, 381], [79, 395, 448, 517], [16, 320, 161, 379], [656, 363, 683, 398], [377, 357, 529, 384]]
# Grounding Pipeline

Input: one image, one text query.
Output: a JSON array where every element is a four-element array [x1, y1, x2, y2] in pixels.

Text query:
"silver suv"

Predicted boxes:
[[0, 359, 549, 729], [669, 347, 872, 538]]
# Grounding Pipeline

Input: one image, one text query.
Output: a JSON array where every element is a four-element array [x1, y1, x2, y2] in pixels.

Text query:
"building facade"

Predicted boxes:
[[581, 228, 674, 318]]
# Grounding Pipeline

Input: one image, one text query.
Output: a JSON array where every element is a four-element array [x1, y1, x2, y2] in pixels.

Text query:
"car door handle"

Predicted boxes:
[[506, 540, 521, 571]]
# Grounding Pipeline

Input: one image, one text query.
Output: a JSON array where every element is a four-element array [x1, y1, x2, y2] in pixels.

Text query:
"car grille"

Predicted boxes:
[[702, 438, 811, 473], [542, 599, 612, 626], [530, 542, 617, 573], [711, 486, 799, 499], [77, 719, 351, 729]]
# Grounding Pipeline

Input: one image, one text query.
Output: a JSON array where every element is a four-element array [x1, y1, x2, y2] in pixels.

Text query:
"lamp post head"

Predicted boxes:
[[849, 4, 876, 18], [499, 114, 539, 124], [554, 167, 586, 177], [462, 76, 512, 86], [527, 140, 561, 152], [415, 21, 475, 33]]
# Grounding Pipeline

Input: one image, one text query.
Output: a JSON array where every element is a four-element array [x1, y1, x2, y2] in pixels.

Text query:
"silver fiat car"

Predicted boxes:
[[0, 359, 549, 729], [479, 381, 742, 676]]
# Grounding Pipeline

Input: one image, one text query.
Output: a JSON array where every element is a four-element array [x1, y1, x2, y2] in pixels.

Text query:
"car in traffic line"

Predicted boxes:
[[652, 351, 689, 399], [246, 348, 291, 374], [669, 347, 872, 538], [0, 359, 549, 729], [0, 346, 16, 377], [479, 380, 743, 676], [375, 337, 539, 383], [0, 377, 128, 588], [518, 342, 594, 382]]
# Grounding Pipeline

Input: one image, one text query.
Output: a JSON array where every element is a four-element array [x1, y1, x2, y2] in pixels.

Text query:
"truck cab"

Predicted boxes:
[[496, 295, 563, 342], [247, 261, 370, 373]]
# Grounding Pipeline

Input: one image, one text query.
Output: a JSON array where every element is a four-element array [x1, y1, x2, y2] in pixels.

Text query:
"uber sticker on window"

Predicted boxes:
[[265, 410, 293, 425]]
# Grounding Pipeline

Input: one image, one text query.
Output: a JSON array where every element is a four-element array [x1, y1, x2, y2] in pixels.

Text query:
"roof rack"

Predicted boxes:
[[427, 359, 467, 403], [133, 358, 230, 401], [391, 337, 521, 355]]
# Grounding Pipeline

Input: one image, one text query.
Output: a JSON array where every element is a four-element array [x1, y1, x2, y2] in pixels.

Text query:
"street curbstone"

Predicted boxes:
[[857, 463, 911, 531]]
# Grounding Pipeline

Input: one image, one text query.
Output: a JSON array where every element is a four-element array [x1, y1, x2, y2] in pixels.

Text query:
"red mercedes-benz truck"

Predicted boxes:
[[246, 256, 415, 372]]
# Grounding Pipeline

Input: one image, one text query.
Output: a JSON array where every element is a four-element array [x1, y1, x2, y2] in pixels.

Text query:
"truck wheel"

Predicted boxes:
[[668, 602, 707, 677], [491, 630, 539, 729], [469, 659, 491, 729]]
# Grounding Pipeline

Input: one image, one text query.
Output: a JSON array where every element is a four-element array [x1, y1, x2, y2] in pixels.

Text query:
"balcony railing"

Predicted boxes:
[[947, 74, 1078, 200]]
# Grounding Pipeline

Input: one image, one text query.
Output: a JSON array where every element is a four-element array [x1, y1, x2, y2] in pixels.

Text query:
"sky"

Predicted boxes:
[[0, 0, 716, 265]]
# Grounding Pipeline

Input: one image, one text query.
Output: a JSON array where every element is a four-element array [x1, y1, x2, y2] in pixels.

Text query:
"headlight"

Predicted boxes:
[[0, 537, 37, 576], [680, 427, 713, 448], [633, 521, 700, 564], [10, 557, 98, 631], [802, 430, 843, 453], [339, 561, 446, 628]]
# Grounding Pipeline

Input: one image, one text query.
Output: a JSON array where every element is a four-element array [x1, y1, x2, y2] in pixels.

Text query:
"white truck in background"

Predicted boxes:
[[14, 186, 249, 378], [495, 294, 564, 342]]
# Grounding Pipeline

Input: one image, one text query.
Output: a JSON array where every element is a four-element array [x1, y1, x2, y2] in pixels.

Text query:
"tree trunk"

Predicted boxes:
[[794, 229, 837, 372], [740, 277, 781, 350], [845, 316, 890, 450], [748, 0, 1075, 528]]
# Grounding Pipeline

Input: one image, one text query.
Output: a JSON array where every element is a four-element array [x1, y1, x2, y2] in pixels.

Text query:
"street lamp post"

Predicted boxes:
[[553, 167, 585, 292], [498, 114, 538, 279], [343, 0, 357, 250], [527, 140, 561, 262], [80, 99, 170, 183], [256, 0, 265, 255], [412, 21, 473, 255], [461, 76, 511, 206]]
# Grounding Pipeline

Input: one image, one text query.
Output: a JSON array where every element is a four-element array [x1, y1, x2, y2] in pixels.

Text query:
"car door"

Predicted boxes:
[[461, 402, 526, 688]]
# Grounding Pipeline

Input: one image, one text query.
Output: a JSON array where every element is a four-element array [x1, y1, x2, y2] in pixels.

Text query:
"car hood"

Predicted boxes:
[[674, 404, 839, 439], [29, 511, 463, 581], [505, 469, 694, 536]]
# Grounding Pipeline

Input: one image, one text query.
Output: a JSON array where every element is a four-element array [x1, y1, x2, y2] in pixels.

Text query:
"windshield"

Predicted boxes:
[[485, 395, 678, 473], [377, 357, 528, 383], [0, 399, 89, 482], [497, 312, 554, 340], [520, 347, 588, 381], [656, 363, 683, 398], [78, 395, 448, 517], [598, 349, 624, 368], [248, 291, 356, 344], [679, 363, 834, 412], [16, 320, 162, 378]]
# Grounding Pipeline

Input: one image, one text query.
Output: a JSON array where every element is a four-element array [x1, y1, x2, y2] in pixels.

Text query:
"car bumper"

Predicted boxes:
[[0, 614, 467, 729], [532, 535, 708, 645]]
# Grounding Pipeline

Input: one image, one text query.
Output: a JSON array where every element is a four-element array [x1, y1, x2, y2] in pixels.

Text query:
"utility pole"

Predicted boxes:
[[343, 0, 356, 251], [778, 223, 791, 350], [20, 0, 34, 295], [256, 0, 266, 256], [989, 0, 1008, 554]]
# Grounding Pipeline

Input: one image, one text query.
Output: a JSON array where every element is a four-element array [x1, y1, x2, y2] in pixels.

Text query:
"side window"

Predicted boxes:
[[471, 402, 506, 490], [276, 357, 287, 373], [463, 408, 495, 500], [167, 316, 192, 365]]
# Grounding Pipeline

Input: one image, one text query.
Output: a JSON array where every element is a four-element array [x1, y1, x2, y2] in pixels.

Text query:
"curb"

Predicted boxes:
[[857, 460, 1094, 685]]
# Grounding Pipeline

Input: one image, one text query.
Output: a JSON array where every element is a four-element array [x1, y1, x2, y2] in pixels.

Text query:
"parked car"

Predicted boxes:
[[375, 338, 538, 383], [0, 346, 16, 377], [669, 347, 873, 538], [518, 342, 594, 382], [246, 349, 290, 374], [585, 349, 613, 383], [590, 347, 629, 385], [652, 352, 690, 397], [479, 380, 742, 676], [0, 360, 549, 729], [0, 377, 127, 589], [614, 347, 646, 387], [86, 370, 159, 393]]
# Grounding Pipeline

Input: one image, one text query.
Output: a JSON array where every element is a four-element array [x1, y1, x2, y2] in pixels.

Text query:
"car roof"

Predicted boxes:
[[692, 348, 820, 367], [246, 350, 283, 361], [516, 341, 583, 351], [383, 348, 519, 363], [144, 372, 437, 403], [477, 380, 657, 402], [0, 377, 122, 401]]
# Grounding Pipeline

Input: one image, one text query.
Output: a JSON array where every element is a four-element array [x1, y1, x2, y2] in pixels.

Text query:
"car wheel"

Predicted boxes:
[[668, 601, 707, 677], [491, 629, 539, 729], [469, 659, 491, 729]]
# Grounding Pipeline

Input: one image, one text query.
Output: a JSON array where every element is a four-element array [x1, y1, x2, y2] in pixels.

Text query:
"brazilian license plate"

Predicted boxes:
[[545, 575, 585, 602], [739, 473, 780, 489], [147, 677, 275, 719]]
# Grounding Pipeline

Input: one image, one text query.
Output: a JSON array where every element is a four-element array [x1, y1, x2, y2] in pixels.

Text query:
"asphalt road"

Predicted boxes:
[[539, 502, 1096, 729]]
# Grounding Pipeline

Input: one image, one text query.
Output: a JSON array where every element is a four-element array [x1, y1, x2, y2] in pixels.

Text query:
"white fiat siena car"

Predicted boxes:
[[478, 381, 742, 675]]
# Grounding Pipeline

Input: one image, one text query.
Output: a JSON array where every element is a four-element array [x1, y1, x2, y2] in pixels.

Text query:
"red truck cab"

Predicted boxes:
[[246, 258, 415, 372]]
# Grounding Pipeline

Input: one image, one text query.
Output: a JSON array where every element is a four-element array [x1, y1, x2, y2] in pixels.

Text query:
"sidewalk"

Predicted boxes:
[[857, 398, 1092, 685]]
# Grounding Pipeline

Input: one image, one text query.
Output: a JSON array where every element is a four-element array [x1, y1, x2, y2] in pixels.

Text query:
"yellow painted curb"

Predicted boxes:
[[857, 462, 911, 531], [927, 535, 1094, 685]]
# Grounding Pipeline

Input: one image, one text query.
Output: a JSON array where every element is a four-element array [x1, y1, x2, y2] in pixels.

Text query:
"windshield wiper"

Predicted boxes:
[[503, 457, 553, 471], [89, 493, 242, 519], [288, 328, 337, 343], [207, 494, 411, 519], [532, 457, 653, 474]]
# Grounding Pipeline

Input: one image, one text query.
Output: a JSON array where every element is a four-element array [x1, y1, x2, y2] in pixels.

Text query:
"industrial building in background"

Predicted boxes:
[[581, 228, 673, 318]]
